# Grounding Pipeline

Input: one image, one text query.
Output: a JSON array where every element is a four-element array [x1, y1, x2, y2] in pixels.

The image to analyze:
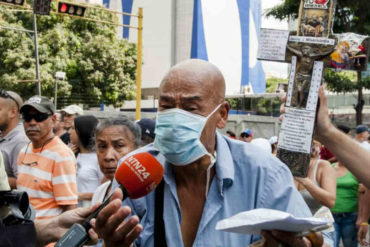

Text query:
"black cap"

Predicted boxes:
[[137, 118, 155, 139], [356, 125, 369, 134], [337, 125, 350, 134], [20, 96, 55, 114]]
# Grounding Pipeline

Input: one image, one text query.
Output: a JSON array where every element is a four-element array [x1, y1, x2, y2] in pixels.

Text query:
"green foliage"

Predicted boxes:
[[226, 98, 239, 110], [266, 0, 370, 35], [255, 97, 282, 116], [265, 0, 300, 20], [0, 2, 137, 107], [324, 69, 370, 93], [265, 77, 288, 93], [226, 96, 282, 116]]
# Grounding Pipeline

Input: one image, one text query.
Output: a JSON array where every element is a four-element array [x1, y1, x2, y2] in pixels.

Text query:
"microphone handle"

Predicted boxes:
[[82, 184, 129, 229], [55, 184, 129, 247]]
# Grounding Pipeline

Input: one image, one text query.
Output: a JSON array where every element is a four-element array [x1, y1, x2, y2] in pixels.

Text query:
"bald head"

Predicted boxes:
[[0, 91, 22, 135], [160, 59, 225, 105], [0, 90, 22, 111], [6, 91, 23, 110]]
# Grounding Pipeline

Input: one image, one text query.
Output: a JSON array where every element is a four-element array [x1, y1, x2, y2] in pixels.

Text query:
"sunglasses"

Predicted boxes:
[[22, 112, 51, 122], [0, 89, 19, 110], [241, 133, 251, 138]]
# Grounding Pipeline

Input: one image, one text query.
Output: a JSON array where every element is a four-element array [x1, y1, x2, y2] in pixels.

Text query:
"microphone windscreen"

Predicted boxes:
[[115, 152, 164, 199]]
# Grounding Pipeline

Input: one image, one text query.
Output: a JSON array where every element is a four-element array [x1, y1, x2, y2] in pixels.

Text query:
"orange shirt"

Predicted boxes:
[[17, 137, 77, 219]]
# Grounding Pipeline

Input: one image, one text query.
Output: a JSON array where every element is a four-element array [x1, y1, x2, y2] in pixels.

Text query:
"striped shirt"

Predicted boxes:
[[17, 137, 77, 219]]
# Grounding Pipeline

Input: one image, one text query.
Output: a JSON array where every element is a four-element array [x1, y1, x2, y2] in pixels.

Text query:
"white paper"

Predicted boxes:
[[289, 36, 335, 45], [306, 61, 323, 110], [257, 29, 290, 61], [278, 108, 316, 154], [286, 56, 297, 107], [216, 208, 330, 235]]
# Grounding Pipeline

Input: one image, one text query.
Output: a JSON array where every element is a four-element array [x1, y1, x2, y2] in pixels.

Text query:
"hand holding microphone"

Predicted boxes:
[[55, 152, 164, 247]]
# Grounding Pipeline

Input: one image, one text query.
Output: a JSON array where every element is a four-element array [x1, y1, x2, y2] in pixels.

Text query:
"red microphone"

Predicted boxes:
[[115, 152, 164, 199], [56, 152, 164, 247]]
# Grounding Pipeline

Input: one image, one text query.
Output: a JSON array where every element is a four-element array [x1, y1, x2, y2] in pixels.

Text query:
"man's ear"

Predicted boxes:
[[51, 114, 57, 124], [216, 102, 229, 129], [8, 106, 18, 119]]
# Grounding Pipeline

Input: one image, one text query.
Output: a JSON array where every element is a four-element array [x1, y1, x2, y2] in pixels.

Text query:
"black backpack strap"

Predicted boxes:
[[154, 180, 167, 247]]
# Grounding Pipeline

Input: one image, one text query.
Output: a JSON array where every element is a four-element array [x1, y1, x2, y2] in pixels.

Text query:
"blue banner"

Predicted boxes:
[[190, 0, 266, 94]]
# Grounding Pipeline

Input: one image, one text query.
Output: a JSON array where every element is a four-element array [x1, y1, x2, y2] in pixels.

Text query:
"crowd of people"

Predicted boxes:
[[0, 59, 369, 247], [227, 116, 370, 247]]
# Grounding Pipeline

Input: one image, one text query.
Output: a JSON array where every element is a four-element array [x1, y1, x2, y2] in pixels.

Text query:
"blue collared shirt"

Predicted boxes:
[[114, 132, 332, 247]]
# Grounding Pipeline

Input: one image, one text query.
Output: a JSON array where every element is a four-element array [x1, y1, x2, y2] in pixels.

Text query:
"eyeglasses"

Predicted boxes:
[[21, 136, 55, 167], [21, 142, 38, 167], [22, 112, 51, 122], [241, 133, 250, 138], [0, 89, 19, 110]]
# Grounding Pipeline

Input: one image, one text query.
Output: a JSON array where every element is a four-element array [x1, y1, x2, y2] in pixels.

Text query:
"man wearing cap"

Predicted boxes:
[[136, 118, 156, 145], [60, 104, 83, 145], [269, 136, 278, 155], [17, 96, 77, 220], [0, 90, 28, 189], [239, 128, 253, 142], [355, 125, 370, 151], [53, 111, 68, 143]]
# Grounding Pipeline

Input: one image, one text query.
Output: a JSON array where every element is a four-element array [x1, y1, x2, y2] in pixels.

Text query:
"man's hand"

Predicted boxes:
[[90, 188, 142, 247], [55, 205, 99, 242], [358, 224, 369, 246], [36, 204, 100, 246], [294, 177, 311, 187], [261, 230, 318, 247], [68, 143, 80, 155]]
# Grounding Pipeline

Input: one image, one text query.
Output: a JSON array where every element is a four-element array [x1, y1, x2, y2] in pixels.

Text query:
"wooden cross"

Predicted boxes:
[[258, 0, 337, 177]]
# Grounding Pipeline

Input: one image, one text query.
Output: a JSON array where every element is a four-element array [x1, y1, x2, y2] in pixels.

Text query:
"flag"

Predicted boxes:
[[191, 0, 266, 94], [104, 0, 134, 39]]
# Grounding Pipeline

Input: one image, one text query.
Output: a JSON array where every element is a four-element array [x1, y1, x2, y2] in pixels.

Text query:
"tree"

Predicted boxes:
[[324, 70, 370, 124], [266, 0, 370, 124], [266, 77, 288, 93], [0, 1, 137, 107], [266, 0, 370, 35]]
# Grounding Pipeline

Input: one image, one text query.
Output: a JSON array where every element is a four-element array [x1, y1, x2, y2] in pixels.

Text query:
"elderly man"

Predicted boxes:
[[92, 60, 330, 247], [0, 90, 28, 189], [60, 104, 83, 145], [17, 96, 77, 219], [53, 111, 68, 143]]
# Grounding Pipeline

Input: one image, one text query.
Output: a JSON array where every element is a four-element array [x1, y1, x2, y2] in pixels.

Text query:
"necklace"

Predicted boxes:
[[21, 136, 55, 166], [34, 136, 55, 152]]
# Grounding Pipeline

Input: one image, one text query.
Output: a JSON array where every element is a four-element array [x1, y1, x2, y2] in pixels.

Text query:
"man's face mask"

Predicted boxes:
[[154, 104, 221, 166]]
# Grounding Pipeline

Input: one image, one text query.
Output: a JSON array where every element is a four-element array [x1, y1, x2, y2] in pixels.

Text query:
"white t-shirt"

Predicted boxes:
[[0, 153, 10, 190], [76, 153, 104, 206], [90, 181, 112, 247], [357, 141, 370, 152], [91, 181, 112, 205]]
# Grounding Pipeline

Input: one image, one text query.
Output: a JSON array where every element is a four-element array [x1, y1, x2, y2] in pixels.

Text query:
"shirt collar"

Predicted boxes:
[[0, 124, 23, 141], [162, 131, 235, 195], [214, 131, 234, 194]]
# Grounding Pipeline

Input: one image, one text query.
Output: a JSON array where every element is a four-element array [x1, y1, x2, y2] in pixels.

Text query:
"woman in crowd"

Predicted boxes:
[[91, 117, 141, 205], [331, 159, 361, 247], [295, 140, 337, 215], [69, 115, 104, 207]]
